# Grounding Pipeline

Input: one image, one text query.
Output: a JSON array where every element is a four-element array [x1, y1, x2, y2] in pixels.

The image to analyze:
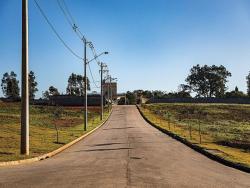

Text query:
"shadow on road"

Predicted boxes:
[[75, 147, 133, 152], [89, 142, 125, 147], [103, 127, 136, 130]]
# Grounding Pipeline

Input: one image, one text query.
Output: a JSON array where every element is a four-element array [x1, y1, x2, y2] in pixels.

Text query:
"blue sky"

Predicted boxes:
[[1, 0, 250, 98]]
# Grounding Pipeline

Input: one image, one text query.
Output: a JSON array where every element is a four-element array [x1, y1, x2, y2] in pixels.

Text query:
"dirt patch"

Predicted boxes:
[[54, 119, 82, 127]]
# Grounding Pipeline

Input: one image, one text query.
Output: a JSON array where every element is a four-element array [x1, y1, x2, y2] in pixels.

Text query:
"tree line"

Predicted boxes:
[[122, 64, 250, 104], [1, 71, 90, 100]]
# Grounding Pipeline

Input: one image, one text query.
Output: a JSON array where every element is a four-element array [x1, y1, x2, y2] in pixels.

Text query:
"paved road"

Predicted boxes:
[[0, 105, 250, 188]]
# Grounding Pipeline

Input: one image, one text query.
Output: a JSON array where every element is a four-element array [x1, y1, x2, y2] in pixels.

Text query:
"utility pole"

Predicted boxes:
[[108, 75, 111, 112], [21, 0, 29, 155], [100, 63, 108, 120], [84, 40, 88, 131], [110, 76, 112, 108], [107, 75, 110, 112], [100, 63, 104, 120]]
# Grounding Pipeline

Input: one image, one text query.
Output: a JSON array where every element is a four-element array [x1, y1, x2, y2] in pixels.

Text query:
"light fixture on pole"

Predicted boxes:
[[84, 49, 108, 131], [99, 62, 108, 120]]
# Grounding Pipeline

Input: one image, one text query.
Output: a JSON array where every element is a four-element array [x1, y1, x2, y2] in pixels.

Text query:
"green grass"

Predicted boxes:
[[140, 103, 250, 167], [0, 101, 110, 162]]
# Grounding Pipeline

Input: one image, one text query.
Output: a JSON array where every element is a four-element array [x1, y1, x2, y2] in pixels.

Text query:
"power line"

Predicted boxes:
[[33, 0, 83, 60], [56, 0, 86, 42], [56, 0, 102, 65], [56, 0, 104, 88], [61, 0, 77, 26], [56, 0, 73, 27], [37, 0, 106, 90], [89, 44, 101, 66], [88, 63, 100, 88]]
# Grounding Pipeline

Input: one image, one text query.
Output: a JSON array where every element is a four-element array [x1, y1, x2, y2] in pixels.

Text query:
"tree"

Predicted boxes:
[[29, 71, 38, 99], [152, 90, 165, 98], [126, 91, 136, 104], [1, 71, 20, 99], [225, 86, 247, 98], [66, 73, 90, 96], [52, 106, 64, 144], [43, 86, 60, 99], [185, 64, 231, 97], [176, 84, 191, 98], [142, 90, 153, 98], [167, 91, 191, 98], [246, 72, 250, 97]]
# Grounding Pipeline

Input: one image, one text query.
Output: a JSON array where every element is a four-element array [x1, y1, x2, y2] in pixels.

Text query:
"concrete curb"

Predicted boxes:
[[136, 105, 250, 173], [0, 109, 113, 167]]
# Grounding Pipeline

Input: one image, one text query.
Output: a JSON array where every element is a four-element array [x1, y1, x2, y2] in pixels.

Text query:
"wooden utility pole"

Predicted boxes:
[[21, 0, 29, 155]]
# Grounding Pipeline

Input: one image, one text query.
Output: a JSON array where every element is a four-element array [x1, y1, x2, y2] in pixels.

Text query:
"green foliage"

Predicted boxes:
[[144, 103, 250, 145], [165, 91, 191, 98], [1, 71, 20, 99], [134, 89, 191, 100], [29, 71, 38, 99], [141, 104, 250, 166], [51, 106, 64, 143], [0, 102, 109, 162], [142, 90, 153, 98], [246, 72, 250, 97], [43, 86, 60, 99], [126, 91, 136, 104], [225, 86, 247, 98], [152, 90, 165, 98], [52, 106, 64, 119], [66, 73, 90, 96], [185, 64, 232, 97]]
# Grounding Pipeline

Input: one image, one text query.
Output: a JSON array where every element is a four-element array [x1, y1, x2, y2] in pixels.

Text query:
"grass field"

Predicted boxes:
[[140, 103, 250, 167], [0, 101, 109, 162]]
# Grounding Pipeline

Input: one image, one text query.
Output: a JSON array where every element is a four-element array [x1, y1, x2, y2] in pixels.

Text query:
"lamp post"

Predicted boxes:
[[99, 62, 108, 120], [84, 49, 108, 131], [84, 39, 88, 131]]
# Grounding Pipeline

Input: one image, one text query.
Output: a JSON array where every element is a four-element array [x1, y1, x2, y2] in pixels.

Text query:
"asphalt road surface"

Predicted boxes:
[[0, 105, 250, 188]]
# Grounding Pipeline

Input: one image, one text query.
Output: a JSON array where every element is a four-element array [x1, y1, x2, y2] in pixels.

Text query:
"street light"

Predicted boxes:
[[88, 51, 109, 64], [100, 62, 108, 120], [83, 48, 108, 131]]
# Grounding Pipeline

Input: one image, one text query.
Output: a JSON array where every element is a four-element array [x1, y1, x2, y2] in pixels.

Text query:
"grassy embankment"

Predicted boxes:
[[139, 103, 250, 167], [0, 101, 110, 162]]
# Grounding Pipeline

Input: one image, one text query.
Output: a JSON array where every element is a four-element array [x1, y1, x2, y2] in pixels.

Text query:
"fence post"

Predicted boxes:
[[168, 112, 171, 130], [189, 124, 192, 140], [160, 112, 162, 126], [199, 119, 202, 144], [187, 113, 192, 140]]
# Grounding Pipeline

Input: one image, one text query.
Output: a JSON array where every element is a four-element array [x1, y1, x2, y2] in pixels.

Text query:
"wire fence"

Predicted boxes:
[[140, 104, 250, 150]]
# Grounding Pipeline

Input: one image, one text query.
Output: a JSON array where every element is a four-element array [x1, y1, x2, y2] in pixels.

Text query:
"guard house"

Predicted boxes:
[[103, 82, 117, 101]]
